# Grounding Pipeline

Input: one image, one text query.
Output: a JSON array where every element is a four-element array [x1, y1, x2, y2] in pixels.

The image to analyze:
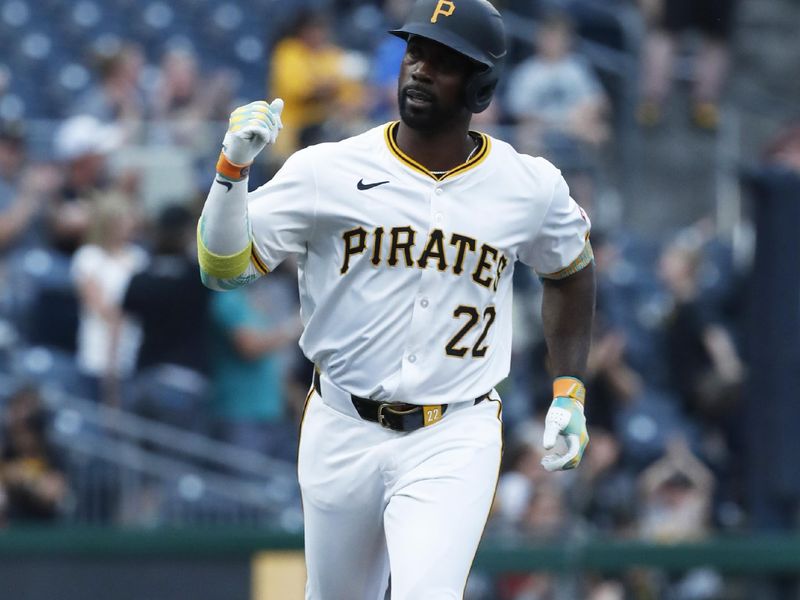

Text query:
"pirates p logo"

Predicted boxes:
[[431, 0, 455, 23]]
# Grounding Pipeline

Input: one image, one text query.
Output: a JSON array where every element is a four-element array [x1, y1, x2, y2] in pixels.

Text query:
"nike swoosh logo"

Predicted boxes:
[[215, 178, 232, 192], [357, 179, 390, 191]]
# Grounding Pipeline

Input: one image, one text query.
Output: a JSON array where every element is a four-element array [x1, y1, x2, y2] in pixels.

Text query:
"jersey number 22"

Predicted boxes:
[[445, 305, 496, 358]]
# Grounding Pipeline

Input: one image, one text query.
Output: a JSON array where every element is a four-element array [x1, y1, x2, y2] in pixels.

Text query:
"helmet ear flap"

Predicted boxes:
[[464, 68, 498, 113]]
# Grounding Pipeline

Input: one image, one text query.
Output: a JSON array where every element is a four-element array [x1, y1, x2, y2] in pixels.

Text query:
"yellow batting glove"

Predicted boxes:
[[218, 99, 284, 177], [541, 377, 589, 472]]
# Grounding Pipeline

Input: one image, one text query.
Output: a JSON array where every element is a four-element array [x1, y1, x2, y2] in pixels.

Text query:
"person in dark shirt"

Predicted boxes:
[[1, 386, 68, 522], [658, 238, 743, 422], [122, 204, 212, 430]]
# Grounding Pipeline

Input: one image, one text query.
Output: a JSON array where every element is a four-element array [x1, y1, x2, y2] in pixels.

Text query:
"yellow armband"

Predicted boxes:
[[196, 222, 253, 279]]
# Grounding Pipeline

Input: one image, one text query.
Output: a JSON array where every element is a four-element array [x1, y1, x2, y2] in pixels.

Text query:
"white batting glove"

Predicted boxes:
[[541, 377, 589, 472], [221, 98, 284, 166]]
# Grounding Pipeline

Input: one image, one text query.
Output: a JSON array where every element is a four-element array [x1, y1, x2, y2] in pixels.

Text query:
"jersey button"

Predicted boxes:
[[408, 354, 417, 363], [420, 298, 429, 308], [434, 213, 444, 226], [435, 187, 443, 195]]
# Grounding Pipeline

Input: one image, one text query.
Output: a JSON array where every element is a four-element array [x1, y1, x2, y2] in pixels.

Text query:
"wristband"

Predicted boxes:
[[553, 376, 586, 405], [216, 152, 251, 181]]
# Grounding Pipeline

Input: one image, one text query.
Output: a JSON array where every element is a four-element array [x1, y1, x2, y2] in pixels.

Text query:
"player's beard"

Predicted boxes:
[[398, 86, 459, 135]]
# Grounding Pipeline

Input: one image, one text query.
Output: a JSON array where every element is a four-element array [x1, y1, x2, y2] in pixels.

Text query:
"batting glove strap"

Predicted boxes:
[[216, 153, 251, 182], [552, 376, 586, 405]]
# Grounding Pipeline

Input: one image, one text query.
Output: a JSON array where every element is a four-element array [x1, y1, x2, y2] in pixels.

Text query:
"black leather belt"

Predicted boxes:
[[312, 371, 489, 433]]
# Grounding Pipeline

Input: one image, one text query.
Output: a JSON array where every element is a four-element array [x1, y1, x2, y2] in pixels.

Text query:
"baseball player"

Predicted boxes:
[[197, 0, 595, 598]]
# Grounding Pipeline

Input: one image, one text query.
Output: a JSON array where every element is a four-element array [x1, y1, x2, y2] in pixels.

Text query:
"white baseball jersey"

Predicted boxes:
[[248, 121, 590, 405]]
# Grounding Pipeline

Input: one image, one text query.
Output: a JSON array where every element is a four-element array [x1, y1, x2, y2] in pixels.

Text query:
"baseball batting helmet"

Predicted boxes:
[[389, 0, 507, 114]]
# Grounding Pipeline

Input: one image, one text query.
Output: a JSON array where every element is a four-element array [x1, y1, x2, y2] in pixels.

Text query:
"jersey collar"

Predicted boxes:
[[384, 121, 490, 182]]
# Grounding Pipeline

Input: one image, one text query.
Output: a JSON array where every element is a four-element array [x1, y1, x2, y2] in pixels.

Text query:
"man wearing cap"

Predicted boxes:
[[49, 115, 123, 255]]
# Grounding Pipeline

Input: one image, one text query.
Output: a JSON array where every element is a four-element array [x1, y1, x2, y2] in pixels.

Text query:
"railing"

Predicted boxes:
[[0, 371, 302, 528], [715, 106, 746, 244], [48, 386, 297, 481]]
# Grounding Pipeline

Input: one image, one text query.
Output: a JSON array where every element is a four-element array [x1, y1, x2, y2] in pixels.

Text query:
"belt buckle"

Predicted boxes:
[[377, 403, 419, 430], [377, 403, 393, 429]]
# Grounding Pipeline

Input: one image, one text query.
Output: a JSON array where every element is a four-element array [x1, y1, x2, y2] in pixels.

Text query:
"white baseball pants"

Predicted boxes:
[[298, 373, 503, 600]]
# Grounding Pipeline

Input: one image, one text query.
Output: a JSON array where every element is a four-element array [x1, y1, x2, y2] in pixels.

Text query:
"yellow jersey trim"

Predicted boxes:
[[384, 121, 491, 182], [250, 246, 270, 275], [196, 222, 254, 279]]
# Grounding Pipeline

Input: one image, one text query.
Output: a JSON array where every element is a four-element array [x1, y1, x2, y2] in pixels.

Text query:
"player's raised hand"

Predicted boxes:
[[221, 99, 284, 166], [541, 377, 589, 472]]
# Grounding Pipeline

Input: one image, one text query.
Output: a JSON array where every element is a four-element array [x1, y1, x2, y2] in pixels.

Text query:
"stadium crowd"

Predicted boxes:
[[0, 0, 798, 598]]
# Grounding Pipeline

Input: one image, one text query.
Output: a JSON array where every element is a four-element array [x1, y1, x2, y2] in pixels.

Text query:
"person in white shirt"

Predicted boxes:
[[71, 193, 147, 404], [506, 11, 609, 159]]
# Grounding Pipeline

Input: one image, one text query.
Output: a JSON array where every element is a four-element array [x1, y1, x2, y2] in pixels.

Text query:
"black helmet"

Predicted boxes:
[[389, 0, 506, 113]]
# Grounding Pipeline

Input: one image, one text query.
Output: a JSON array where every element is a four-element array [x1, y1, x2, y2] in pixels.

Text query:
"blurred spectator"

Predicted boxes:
[[15, 116, 125, 356], [585, 324, 643, 433], [496, 482, 581, 599], [70, 42, 147, 138], [585, 580, 625, 600], [149, 48, 235, 149], [505, 11, 610, 163], [494, 421, 550, 529], [634, 437, 723, 598], [269, 9, 367, 158], [638, 437, 714, 541], [122, 204, 211, 430], [637, 0, 737, 129], [569, 429, 635, 534], [658, 232, 744, 426], [71, 194, 147, 404], [209, 279, 301, 460], [522, 482, 574, 539], [368, 0, 413, 122], [588, 232, 663, 381], [1, 386, 69, 523], [758, 122, 800, 175], [49, 115, 126, 255], [0, 122, 60, 253]]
